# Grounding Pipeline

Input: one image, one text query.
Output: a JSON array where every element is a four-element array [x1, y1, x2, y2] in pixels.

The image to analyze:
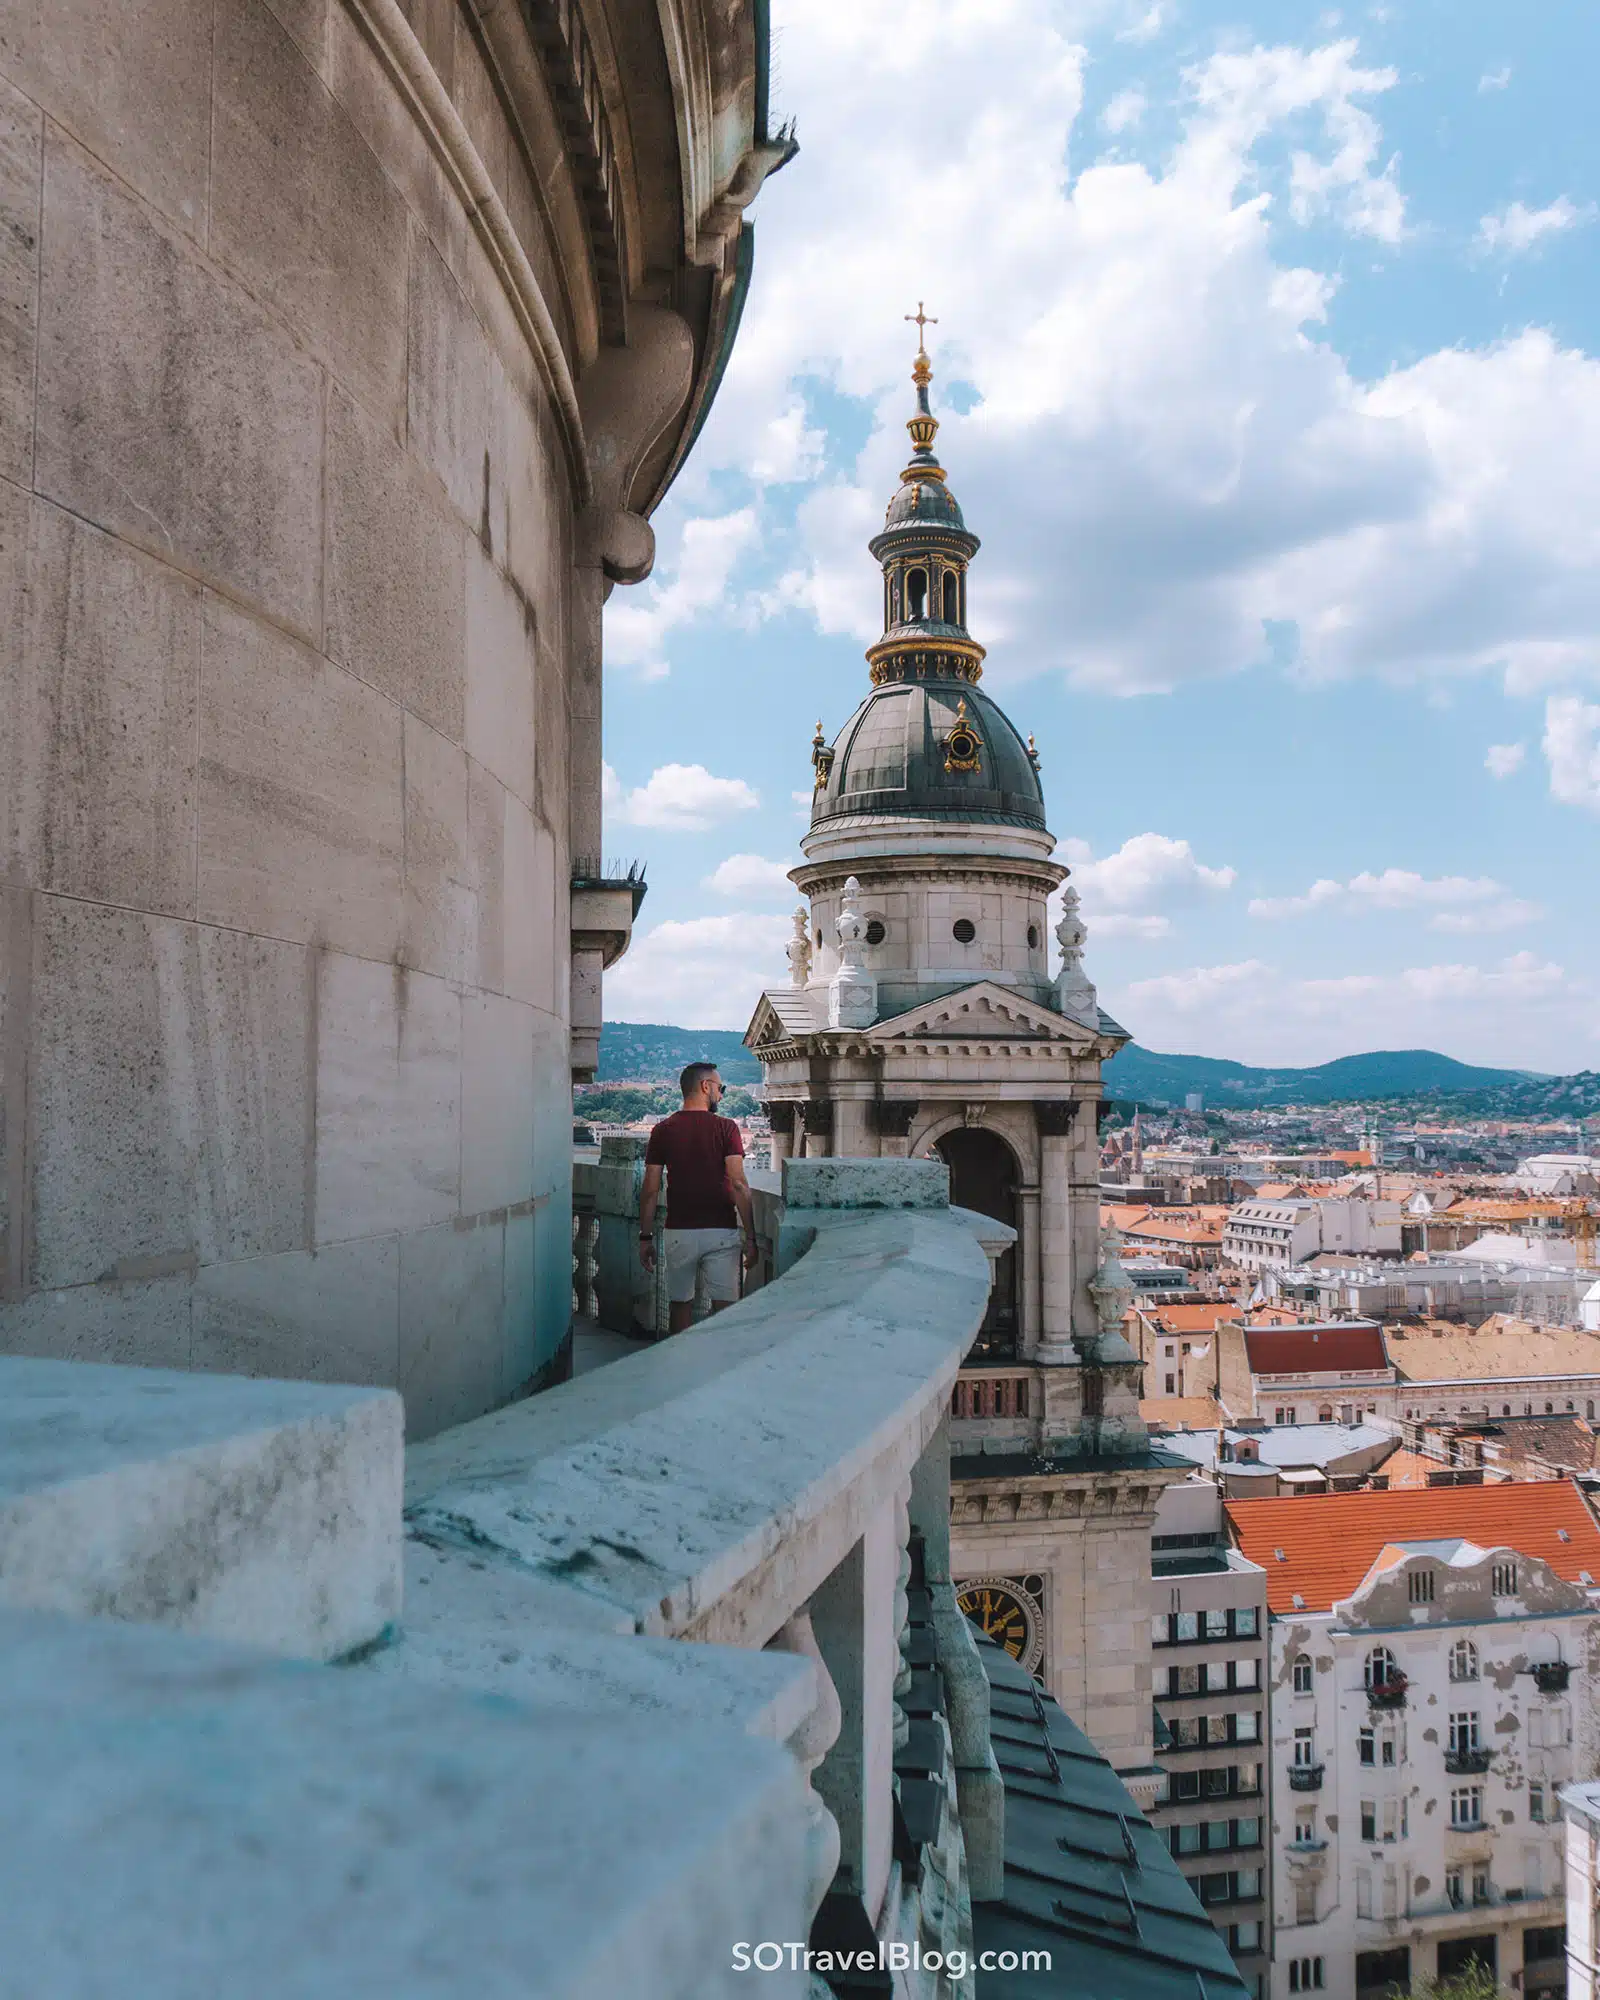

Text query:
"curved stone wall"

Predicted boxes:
[[0, 0, 603, 1434]]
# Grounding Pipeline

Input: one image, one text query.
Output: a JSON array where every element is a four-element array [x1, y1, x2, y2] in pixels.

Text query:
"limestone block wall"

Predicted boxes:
[[0, 0, 583, 1435]]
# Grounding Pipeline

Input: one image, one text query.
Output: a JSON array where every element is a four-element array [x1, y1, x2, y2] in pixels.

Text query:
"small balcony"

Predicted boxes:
[[1366, 1672, 1409, 1711], [1532, 1661, 1571, 1693], [1289, 1764, 1325, 1792], [1444, 1746, 1494, 1774]]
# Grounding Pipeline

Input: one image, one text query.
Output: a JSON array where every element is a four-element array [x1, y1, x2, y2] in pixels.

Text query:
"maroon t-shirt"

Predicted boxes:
[[645, 1111, 744, 1229]]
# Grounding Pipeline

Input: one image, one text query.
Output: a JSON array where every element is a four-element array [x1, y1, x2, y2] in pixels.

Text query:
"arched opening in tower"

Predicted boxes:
[[907, 566, 928, 620], [931, 1127, 1020, 1359], [942, 571, 958, 623]]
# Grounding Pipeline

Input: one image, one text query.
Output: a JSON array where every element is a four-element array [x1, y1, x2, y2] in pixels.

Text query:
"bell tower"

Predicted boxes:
[[744, 323, 1185, 1778]]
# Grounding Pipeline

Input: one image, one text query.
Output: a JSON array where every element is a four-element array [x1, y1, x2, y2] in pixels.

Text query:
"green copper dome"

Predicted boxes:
[[807, 327, 1046, 832], [811, 677, 1046, 830]]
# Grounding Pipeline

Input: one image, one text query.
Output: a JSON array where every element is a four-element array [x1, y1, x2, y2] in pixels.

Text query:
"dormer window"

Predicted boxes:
[[1408, 1568, 1435, 1604]]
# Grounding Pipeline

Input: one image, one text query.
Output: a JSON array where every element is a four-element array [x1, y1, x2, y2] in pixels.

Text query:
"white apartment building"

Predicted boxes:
[[1225, 1200, 1402, 1276], [1561, 1778, 1600, 2000], [1151, 1478, 1273, 1998], [1227, 1482, 1600, 2000]]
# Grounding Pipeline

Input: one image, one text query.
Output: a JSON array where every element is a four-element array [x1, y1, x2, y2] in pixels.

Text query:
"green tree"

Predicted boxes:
[[1392, 1963, 1503, 2000]]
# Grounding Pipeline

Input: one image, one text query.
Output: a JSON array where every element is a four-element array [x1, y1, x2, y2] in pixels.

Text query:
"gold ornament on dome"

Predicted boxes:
[[943, 696, 983, 773]]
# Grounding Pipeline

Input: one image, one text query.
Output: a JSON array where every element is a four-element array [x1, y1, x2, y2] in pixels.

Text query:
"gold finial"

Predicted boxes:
[[1027, 731, 1040, 770], [905, 302, 937, 389]]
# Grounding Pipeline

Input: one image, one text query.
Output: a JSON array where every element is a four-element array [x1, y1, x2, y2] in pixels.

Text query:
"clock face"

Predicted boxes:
[[956, 1574, 1045, 1675]]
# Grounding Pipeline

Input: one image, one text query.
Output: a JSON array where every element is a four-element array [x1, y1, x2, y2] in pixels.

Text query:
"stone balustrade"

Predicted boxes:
[[0, 1156, 1009, 1997]]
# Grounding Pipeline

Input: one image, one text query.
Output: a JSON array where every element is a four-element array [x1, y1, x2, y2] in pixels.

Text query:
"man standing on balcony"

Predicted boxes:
[[638, 1064, 758, 1334]]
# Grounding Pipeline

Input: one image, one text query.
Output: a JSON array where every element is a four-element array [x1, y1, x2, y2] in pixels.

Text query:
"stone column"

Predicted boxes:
[[802, 1100, 833, 1159], [1071, 1100, 1106, 1345], [1017, 1180, 1042, 1359], [831, 1096, 875, 1160], [1035, 1103, 1077, 1363], [809, 1507, 899, 1924], [767, 1103, 796, 1165]]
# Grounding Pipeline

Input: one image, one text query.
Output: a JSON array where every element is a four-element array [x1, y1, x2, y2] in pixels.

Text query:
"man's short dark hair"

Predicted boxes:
[[680, 1061, 720, 1098]]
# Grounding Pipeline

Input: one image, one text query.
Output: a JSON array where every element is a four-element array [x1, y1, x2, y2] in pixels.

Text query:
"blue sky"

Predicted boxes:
[[601, 0, 1600, 1073]]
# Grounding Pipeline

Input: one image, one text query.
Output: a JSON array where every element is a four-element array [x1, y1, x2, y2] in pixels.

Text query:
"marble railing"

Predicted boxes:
[[0, 1156, 1007, 1998]]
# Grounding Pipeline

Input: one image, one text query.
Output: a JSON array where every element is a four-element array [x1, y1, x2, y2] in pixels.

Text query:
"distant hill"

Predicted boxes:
[[598, 1021, 763, 1085], [600, 1025, 1552, 1108], [1104, 1045, 1542, 1109]]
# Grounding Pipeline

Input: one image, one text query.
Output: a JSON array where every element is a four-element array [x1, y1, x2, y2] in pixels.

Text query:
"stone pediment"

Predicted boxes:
[[866, 983, 1101, 1049], [744, 987, 824, 1052]]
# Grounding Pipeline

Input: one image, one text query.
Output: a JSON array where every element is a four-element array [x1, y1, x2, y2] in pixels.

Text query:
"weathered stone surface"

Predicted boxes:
[[0, 1606, 808, 1997], [466, 755, 506, 993], [782, 1156, 951, 1212], [35, 131, 324, 636], [465, 539, 536, 805], [325, 386, 465, 740], [193, 1236, 400, 1386], [29, 898, 309, 1289], [211, 0, 407, 425], [399, 1214, 505, 1438], [460, 991, 535, 1215], [400, 713, 472, 983], [0, 0, 211, 235], [0, 74, 39, 485], [502, 791, 557, 1009], [374, 1537, 818, 1743], [405, 1206, 991, 1644], [313, 951, 460, 1245], [197, 594, 403, 959], [408, 233, 503, 535], [0, 1273, 193, 1370], [0, 1357, 400, 1657], [12, 501, 200, 916], [502, 1206, 539, 1399]]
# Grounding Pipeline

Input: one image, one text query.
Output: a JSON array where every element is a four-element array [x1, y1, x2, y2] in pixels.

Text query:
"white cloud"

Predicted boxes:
[[1544, 694, 1600, 812], [608, 763, 760, 831], [603, 913, 794, 1029], [684, 5, 1600, 700], [1248, 868, 1542, 931], [1477, 196, 1593, 257], [1485, 741, 1525, 778], [1115, 951, 1586, 1068], [1102, 87, 1147, 134], [1062, 832, 1236, 921], [704, 853, 797, 900], [603, 509, 760, 678], [1478, 66, 1511, 92], [1118, 3, 1165, 43]]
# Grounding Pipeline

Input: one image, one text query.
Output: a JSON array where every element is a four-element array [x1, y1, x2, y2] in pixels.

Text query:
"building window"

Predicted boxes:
[[1530, 1783, 1545, 1822], [1492, 1561, 1518, 1597], [1449, 1638, 1479, 1682], [1235, 1606, 1259, 1637], [951, 917, 976, 944], [1293, 1653, 1313, 1694], [1358, 1726, 1375, 1766], [1293, 1728, 1316, 1767], [1356, 1869, 1372, 1918], [1472, 1868, 1491, 1907], [1380, 1734, 1396, 1767], [1361, 1800, 1377, 1841], [1236, 1711, 1261, 1743], [1204, 1609, 1229, 1640], [1294, 1886, 1317, 1928], [1170, 1663, 1202, 1695], [1449, 1711, 1481, 1754], [1451, 1787, 1484, 1827], [1447, 1867, 1464, 1909], [1408, 1568, 1435, 1604], [1235, 1657, 1261, 1691], [1289, 1958, 1324, 1990], [1165, 1373, 1176, 1394], [1365, 1646, 1400, 1688], [1294, 1813, 1316, 1844], [1175, 1611, 1198, 1641]]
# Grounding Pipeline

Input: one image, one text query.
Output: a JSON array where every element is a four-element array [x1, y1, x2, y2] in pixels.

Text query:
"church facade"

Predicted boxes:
[[745, 332, 1184, 1780]]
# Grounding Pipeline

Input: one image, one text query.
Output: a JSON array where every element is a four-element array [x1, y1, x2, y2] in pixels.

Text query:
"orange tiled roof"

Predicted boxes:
[[1101, 1204, 1154, 1229], [1124, 1216, 1225, 1244], [1154, 1303, 1238, 1334], [1375, 1448, 1439, 1490], [1242, 1323, 1388, 1376], [1227, 1477, 1600, 1613]]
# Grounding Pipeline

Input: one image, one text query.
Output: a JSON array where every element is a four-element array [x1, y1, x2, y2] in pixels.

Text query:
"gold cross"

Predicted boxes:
[[905, 302, 938, 345]]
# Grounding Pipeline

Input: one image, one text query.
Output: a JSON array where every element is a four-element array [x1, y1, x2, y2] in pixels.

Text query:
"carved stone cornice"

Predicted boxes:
[[521, 0, 628, 343], [948, 1471, 1172, 1528]]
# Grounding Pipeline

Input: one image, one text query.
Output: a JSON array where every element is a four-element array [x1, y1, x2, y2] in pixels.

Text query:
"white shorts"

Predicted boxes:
[[664, 1226, 743, 1305]]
